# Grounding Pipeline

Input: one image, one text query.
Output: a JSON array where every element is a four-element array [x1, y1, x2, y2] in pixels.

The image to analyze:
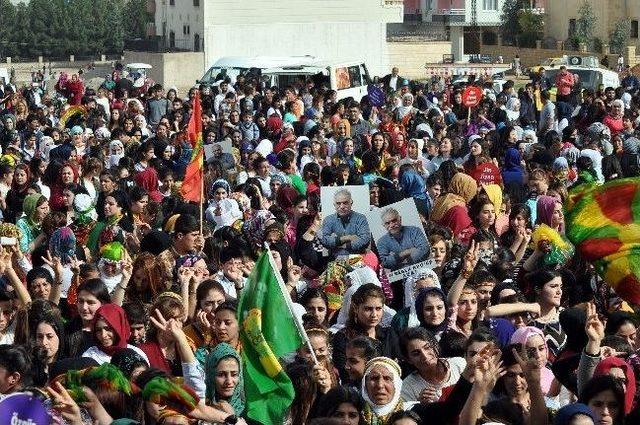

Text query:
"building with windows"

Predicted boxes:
[[153, 0, 204, 52], [545, 0, 639, 53], [402, 0, 545, 61], [151, 0, 403, 76]]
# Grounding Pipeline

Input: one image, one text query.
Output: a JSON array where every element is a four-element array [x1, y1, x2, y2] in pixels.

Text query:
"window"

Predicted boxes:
[[194, 0, 200, 5], [482, 0, 498, 10], [632, 20, 639, 39], [569, 19, 577, 35], [170, 0, 175, 5]]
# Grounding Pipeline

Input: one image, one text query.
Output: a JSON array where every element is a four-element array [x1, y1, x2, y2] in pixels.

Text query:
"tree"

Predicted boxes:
[[574, 1, 597, 47], [518, 9, 544, 48], [0, 0, 17, 57], [123, 0, 151, 40], [610, 19, 631, 54], [500, 0, 525, 46], [0, 0, 149, 58]]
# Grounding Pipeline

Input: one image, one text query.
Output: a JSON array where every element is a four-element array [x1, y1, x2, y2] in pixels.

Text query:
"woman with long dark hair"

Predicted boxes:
[[5, 163, 32, 223]]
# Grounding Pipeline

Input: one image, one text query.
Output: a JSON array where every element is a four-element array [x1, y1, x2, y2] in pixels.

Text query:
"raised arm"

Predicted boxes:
[[447, 240, 478, 307], [0, 246, 31, 307]]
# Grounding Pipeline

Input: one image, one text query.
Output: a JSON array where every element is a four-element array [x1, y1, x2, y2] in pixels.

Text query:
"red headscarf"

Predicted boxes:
[[92, 304, 131, 356], [594, 356, 636, 414], [135, 168, 163, 202], [50, 162, 80, 211], [276, 185, 299, 218]]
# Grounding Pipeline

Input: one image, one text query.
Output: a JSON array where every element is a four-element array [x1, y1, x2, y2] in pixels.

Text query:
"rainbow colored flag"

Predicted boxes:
[[565, 178, 640, 304], [238, 251, 303, 424], [180, 90, 204, 203], [59, 105, 86, 128]]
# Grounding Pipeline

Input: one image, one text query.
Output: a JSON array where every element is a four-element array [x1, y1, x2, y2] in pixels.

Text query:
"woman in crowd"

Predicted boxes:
[[1, 56, 639, 425]]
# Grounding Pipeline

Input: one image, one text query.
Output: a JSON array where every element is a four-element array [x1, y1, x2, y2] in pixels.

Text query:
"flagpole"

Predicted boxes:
[[265, 246, 319, 365], [199, 165, 204, 235], [198, 89, 204, 235]]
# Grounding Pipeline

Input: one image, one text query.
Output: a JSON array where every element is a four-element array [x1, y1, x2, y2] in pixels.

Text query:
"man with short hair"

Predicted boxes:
[[320, 189, 371, 257], [254, 156, 272, 197], [376, 207, 430, 271], [147, 84, 169, 127], [538, 90, 556, 135], [214, 80, 232, 115], [347, 103, 371, 154], [123, 302, 148, 345], [381, 67, 404, 92], [157, 214, 203, 285], [216, 248, 246, 300], [555, 66, 575, 104]]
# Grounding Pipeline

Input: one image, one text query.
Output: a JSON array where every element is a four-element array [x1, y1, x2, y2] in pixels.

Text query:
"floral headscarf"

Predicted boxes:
[[242, 210, 275, 249]]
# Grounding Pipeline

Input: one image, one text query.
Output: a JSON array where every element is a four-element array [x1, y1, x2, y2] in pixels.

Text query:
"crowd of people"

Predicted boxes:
[[0, 58, 638, 425]]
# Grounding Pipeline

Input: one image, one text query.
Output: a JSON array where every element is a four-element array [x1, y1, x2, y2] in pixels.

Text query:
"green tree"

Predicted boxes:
[[123, 0, 151, 40], [610, 19, 631, 54], [500, 0, 525, 45], [0, 0, 17, 57], [574, 0, 597, 47], [518, 9, 544, 48]]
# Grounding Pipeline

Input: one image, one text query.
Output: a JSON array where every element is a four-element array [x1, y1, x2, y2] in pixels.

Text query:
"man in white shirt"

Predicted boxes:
[[381, 67, 404, 92]]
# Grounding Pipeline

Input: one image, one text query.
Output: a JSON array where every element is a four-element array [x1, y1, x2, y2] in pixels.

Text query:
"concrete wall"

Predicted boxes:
[[123, 50, 204, 91], [203, 0, 403, 79], [385, 41, 452, 79], [480, 44, 571, 68], [480, 43, 640, 70]]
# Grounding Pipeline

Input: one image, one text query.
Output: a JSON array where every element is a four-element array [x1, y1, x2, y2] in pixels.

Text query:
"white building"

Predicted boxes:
[[426, 0, 506, 61], [153, 0, 404, 78], [406, 0, 545, 61], [153, 0, 205, 52]]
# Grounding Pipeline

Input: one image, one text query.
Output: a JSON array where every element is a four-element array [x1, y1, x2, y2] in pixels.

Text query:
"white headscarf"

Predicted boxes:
[[361, 357, 404, 418], [330, 266, 396, 333], [255, 139, 273, 158], [136, 114, 151, 137], [39, 136, 55, 161], [506, 97, 521, 122], [403, 268, 441, 328], [109, 140, 125, 168]]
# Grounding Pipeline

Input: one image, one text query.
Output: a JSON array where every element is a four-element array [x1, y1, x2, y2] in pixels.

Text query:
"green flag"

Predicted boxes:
[[238, 251, 303, 424]]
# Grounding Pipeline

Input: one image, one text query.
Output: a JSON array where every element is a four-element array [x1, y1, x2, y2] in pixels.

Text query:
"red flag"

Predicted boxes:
[[181, 91, 204, 203]]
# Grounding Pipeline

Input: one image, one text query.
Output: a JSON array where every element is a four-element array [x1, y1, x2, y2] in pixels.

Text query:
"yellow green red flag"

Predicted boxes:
[[180, 90, 204, 203], [238, 251, 303, 424], [565, 177, 640, 305]]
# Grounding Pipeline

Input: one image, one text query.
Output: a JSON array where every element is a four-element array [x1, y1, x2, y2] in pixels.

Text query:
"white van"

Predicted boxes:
[[0, 68, 9, 86], [198, 56, 372, 101]]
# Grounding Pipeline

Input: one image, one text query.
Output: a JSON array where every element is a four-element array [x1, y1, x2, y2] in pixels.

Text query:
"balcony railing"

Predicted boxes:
[[383, 0, 404, 6], [435, 8, 466, 15]]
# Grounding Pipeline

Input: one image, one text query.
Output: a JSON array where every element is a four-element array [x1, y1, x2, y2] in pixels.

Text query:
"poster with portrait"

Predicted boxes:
[[320, 186, 370, 217], [319, 186, 371, 257], [204, 140, 233, 161], [367, 198, 435, 282]]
